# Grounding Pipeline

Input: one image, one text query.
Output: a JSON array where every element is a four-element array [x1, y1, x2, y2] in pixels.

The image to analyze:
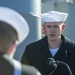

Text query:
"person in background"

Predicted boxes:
[[21, 11, 75, 75], [0, 7, 41, 75]]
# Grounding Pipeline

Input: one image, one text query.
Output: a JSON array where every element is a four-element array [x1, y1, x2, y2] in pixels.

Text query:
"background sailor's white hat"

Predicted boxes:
[[41, 11, 68, 22], [0, 7, 29, 44]]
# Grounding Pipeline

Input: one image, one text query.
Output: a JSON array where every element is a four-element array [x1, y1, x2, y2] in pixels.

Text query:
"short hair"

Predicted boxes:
[[0, 21, 18, 53]]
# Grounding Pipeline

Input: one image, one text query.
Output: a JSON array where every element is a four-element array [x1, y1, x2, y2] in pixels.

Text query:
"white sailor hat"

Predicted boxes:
[[0, 7, 29, 44], [41, 11, 68, 22]]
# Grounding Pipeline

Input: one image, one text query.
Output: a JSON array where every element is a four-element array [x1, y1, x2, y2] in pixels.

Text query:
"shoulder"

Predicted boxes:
[[22, 64, 41, 75], [65, 37, 75, 47], [12, 59, 41, 75], [62, 35, 75, 47], [26, 36, 47, 48]]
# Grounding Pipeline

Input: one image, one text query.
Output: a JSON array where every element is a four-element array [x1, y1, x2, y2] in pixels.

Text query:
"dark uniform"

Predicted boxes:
[[21, 35, 75, 75], [0, 53, 41, 75]]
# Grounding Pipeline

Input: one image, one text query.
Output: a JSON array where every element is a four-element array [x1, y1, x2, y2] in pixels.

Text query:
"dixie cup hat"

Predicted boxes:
[[0, 7, 29, 44], [41, 11, 68, 22]]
